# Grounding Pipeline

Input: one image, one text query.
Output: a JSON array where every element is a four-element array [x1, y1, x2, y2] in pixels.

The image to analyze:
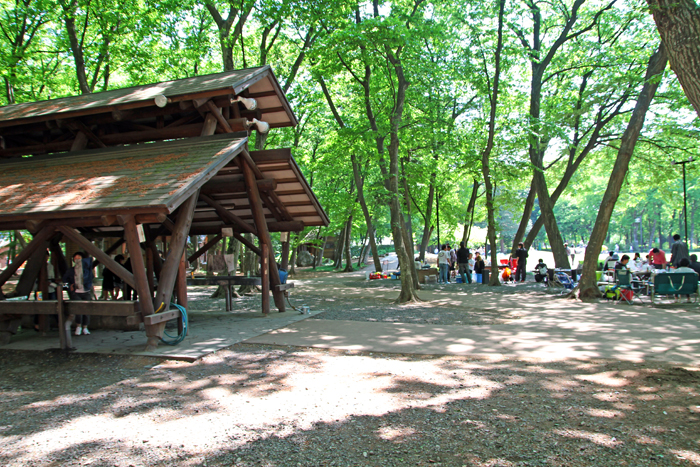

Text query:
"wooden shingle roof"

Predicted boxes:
[[0, 66, 296, 129], [0, 136, 247, 222], [191, 146, 330, 234]]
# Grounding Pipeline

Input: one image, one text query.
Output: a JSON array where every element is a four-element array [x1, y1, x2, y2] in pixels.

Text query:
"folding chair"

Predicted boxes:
[[615, 269, 640, 304]]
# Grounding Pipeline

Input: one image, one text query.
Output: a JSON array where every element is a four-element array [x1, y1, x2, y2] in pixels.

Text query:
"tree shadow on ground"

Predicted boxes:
[[1, 345, 700, 466]]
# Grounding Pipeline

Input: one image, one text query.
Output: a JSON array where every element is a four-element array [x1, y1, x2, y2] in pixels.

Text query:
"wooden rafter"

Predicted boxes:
[[57, 226, 137, 289], [188, 234, 222, 264]]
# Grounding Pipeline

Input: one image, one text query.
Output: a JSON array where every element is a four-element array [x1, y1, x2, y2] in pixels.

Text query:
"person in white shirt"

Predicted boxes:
[[468, 253, 475, 282], [437, 244, 450, 284]]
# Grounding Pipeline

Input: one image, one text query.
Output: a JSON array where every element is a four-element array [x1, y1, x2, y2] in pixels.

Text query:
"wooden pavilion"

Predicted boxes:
[[0, 66, 328, 351]]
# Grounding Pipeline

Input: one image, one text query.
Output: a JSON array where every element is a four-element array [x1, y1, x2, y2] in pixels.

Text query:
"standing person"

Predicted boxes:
[[650, 247, 667, 269], [100, 265, 116, 300], [670, 234, 690, 268], [468, 253, 476, 283], [565, 243, 575, 266], [457, 241, 471, 284], [474, 254, 485, 283], [449, 244, 457, 281], [437, 244, 450, 284], [62, 252, 94, 336], [515, 242, 528, 282]]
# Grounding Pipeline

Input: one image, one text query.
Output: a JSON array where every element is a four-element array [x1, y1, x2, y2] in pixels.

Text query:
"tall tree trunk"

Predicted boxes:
[[481, 0, 506, 286], [579, 44, 667, 299], [333, 223, 347, 269], [351, 153, 382, 272], [289, 245, 297, 275], [314, 231, 326, 269], [400, 158, 415, 254], [383, 46, 419, 303], [205, 1, 252, 71], [238, 233, 258, 294], [511, 177, 536, 255], [357, 229, 368, 268], [461, 179, 479, 245], [61, 0, 90, 94], [343, 215, 354, 272], [418, 179, 435, 261], [648, 0, 700, 118]]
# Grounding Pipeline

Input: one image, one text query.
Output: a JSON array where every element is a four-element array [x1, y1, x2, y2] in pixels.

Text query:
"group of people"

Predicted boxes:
[[37, 250, 132, 336], [607, 234, 699, 279], [435, 242, 487, 284]]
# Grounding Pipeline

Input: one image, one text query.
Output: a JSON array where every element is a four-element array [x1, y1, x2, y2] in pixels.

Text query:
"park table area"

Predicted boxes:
[[187, 275, 294, 312]]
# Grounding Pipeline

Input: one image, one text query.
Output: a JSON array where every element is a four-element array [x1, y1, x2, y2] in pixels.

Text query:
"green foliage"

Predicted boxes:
[[0, 0, 697, 256]]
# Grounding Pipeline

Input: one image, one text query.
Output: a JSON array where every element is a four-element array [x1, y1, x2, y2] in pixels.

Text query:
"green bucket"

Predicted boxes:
[[595, 271, 603, 281]]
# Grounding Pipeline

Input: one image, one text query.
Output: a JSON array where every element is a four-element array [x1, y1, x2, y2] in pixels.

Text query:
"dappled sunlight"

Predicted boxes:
[[2, 347, 700, 466], [553, 429, 623, 447]]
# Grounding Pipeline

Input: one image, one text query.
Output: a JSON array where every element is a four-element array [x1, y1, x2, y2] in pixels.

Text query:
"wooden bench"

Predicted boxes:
[[650, 272, 699, 304], [0, 299, 144, 349]]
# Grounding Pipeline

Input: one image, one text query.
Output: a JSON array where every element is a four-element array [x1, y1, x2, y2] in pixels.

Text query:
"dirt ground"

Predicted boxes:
[[1, 266, 700, 466]]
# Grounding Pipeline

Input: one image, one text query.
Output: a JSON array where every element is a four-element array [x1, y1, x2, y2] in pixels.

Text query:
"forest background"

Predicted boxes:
[[1, 0, 699, 298]]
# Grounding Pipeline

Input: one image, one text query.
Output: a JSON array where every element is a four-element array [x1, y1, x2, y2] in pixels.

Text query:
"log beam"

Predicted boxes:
[[15, 238, 51, 298], [200, 177, 276, 195], [233, 233, 261, 256], [188, 234, 222, 264], [0, 226, 56, 291], [121, 216, 154, 316], [151, 192, 198, 349], [188, 221, 303, 235], [199, 193, 257, 235], [57, 226, 137, 289]]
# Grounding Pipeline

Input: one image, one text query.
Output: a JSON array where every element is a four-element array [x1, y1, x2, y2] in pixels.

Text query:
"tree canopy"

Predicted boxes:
[[1, 0, 699, 300]]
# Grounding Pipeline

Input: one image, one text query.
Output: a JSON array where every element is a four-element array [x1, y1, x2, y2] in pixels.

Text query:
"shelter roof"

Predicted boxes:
[[191, 143, 330, 234], [0, 136, 247, 222], [0, 134, 328, 233], [0, 66, 296, 159], [0, 66, 295, 128]]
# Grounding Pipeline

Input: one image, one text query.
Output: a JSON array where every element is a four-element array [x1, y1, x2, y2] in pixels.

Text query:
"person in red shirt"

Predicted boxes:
[[649, 248, 667, 269]]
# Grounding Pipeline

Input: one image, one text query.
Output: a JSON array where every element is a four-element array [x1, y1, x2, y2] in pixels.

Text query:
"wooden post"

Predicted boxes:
[[201, 113, 218, 136], [57, 226, 137, 289], [280, 232, 290, 271], [56, 287, 71, 350], [240, 152, 285, 312], [38, 258, 49, 332], [154, 192, 198, 311], [176, 252, 187, 335], [261, 243, 270, 315], [122, 216, 156, 349], [146, 248, 155, 297]]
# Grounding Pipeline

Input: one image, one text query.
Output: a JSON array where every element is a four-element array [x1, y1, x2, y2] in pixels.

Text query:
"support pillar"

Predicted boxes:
[[261, 243, 270, 315], [122, 216, 156, 350], [241, 153, 285, 312], [176, 252, 187, 335]]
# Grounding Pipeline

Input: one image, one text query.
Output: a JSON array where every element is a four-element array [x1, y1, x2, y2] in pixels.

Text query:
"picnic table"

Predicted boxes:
[[416, 268, 438, 283], [187, 275, 293, 312]]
